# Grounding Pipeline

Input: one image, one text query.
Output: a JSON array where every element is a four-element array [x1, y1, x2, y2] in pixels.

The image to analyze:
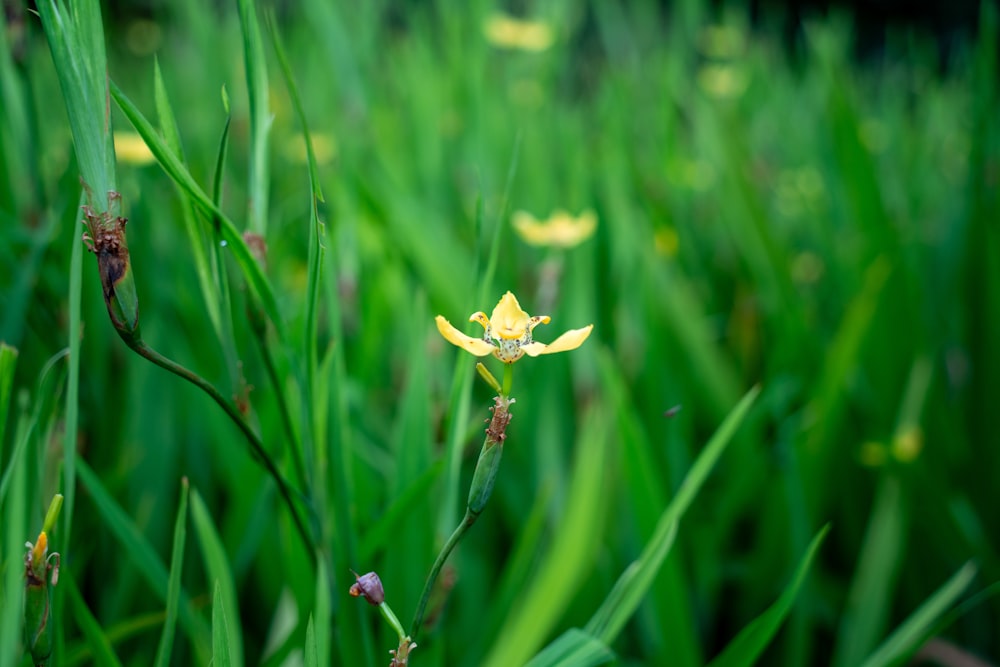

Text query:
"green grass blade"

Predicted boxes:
[[832, 478, 907, 666], [237, 0, 271, 235], [0, 407, 28, 664], [190, 487, 244, 667], [705, 525, 830, 667], [153, 478, 190, 667], [585, 383, 761, 645], [524, 628, 615, 667], [212, 581, 234, 667], [482, 406, 612, 667], [64, 573, 124, 667], [268, 9, 325, 483], [153, 57, 225, 343], [859, 562, 978, 667], [0, 350, 67, 503], [61, 190, 85, 612], [313, 558, 331, 667], [0, 343, 16, 449], [76, 460, 211, 661], [108, 79, 284, 336], [303, 615, 317, 667], [34, 0, 116, 199]]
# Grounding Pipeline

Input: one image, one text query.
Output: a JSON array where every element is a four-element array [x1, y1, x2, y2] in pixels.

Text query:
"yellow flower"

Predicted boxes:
[[436, 291, 592, 364], [483, 12, 554, 52], [113, 131, 156, 165], [512, 209, 597, 248]]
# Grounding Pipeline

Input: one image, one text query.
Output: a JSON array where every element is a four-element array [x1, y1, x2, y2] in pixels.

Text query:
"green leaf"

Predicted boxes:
[[153, 478, 189, 667], [860, 562, 978, 667], [108, 79, 284, 337], [76, 460, 211, 662], [524, 628, 615, 667], [303, 615, 317, 667], [313, 558, 331, 667], [212, 581, 233, 667], [706, 525, 830, 667], [64, 573, 124, 667], [0, 342, 17, 449], [482, 406, 612, 667], [153, 57, 225, 344], [832, 477, 906, 667], [584, 383, 760, 647], [237, 0, 271, 235], [190, 487, 244, 667]]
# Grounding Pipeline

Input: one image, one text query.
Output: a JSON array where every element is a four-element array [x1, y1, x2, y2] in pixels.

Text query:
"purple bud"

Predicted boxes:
[[348, 570, 384, 605]]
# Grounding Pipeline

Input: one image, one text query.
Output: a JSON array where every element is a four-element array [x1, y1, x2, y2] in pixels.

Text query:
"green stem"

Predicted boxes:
[[379, 601, 407, 641], [410, 506, 479, 637], [502, 363, 513, 397], [127, 337, 315, 563], [254, 331, 310, 495]]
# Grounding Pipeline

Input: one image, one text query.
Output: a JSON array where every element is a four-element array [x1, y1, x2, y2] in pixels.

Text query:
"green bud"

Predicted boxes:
[[467, 396, 514, 514], [23, 531, 59, 666]]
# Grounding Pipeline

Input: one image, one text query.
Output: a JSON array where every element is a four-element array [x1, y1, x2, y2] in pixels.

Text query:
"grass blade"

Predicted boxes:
[[832, 476, 907, 666], [524, 628, 615, 667], [212, 581, 234, 667], [860, 562, 978, 667], [482, 406, 612, 667], [64, 573, 124, 667], [153, 478, 190, 667], [76, 460, 211, 661], [585, 383, 761, 645], [108, 79, 284, 336], [191, 487, 244, 667], [237, 0, 271, 235], [706, 525, 830, 667], [303, 614, 317, 667], [0, 343, 16, 451]]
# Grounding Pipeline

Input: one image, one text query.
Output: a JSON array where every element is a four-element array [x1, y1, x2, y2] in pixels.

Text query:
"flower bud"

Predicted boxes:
[[467, 396, 514, 514], [349, 570, 385, 605], [24, 531, 60, 665]]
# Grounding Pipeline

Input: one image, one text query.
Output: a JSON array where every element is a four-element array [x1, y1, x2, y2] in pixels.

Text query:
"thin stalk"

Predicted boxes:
[[126, 337, 315, 562], [253, 332, 310, 495], [410, 506, 479, 637]]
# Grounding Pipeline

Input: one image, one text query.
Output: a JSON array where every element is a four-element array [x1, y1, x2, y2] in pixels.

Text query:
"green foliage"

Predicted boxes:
[[1, 0, 997, 665]]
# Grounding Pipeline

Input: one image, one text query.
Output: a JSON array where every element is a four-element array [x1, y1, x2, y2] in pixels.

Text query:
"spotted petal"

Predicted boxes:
[[521, 324, 594, 357], [436, 316, 495, 356]]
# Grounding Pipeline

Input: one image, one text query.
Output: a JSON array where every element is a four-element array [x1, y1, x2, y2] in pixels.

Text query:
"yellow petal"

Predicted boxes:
[[435, 316, 495, 356], [522, 324, 594, 357], [512, 209, 597, 248], [489, 291, 532, 340]]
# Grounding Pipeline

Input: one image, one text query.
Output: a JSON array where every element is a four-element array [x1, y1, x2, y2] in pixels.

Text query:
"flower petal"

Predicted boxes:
[[435, 316, 495, 356], [490, 291, 531, 340], [522, 324, 594, 357]]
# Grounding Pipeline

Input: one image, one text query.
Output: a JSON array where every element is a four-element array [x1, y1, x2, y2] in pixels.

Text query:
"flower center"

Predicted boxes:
[[483, 326, 533, 363]]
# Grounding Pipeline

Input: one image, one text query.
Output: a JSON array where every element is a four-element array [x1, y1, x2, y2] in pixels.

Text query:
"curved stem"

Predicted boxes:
[[127, 337, 315, 563], [410, 506, 479, 637]]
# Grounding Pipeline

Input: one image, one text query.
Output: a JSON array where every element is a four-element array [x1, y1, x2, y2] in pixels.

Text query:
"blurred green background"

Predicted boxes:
[[1, 0, 998, 665]]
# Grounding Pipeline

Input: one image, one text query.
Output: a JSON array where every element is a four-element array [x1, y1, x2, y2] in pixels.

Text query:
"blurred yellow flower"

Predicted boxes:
[[484, 12, 553, 52], [283, 132, 337, 165], [114, 132, 155, 165], [436, 291, 592, 364], [654, 226, 679, 257], [697, 64, 748, 100], [891, 426, 923, 463], [512, 209, 597, 248]]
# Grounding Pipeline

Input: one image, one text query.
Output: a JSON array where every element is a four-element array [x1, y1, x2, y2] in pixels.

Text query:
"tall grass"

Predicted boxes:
[[1, 0, 997, 665]]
